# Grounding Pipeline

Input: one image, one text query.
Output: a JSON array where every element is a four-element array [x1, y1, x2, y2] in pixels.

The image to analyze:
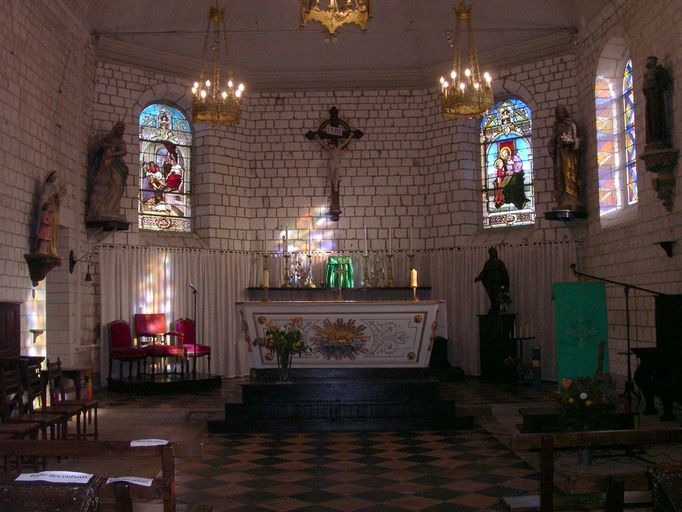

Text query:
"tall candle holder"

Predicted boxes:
[[386, 253, 394, 287], [362, 253, 370, 287], [412, 285, 418, 302], [282, 253, 292, 287], [303, 252, 316, 288], [261, 253, 270, 302], [335, 266, 344, 301]]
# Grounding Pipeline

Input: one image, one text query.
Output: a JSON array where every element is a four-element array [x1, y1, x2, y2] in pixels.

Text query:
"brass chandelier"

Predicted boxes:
[[439, 2, 493, 118], [191, 3, 245, 125], [300, 0, 371, 34]]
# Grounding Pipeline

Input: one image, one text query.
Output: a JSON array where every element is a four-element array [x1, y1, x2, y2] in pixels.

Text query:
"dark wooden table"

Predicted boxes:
[[0, 475, 102, 512], [41, 367, 88, 401]]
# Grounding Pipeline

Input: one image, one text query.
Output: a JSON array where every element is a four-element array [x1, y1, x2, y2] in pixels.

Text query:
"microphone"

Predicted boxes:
[[188, 282, 197, 292]]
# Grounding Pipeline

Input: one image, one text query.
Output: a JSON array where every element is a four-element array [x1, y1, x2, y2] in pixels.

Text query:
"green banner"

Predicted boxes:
[[553, 282, 608, 386]]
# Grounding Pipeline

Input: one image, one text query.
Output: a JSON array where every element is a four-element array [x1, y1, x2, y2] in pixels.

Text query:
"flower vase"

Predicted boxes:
[[276, 349, 293, 382]]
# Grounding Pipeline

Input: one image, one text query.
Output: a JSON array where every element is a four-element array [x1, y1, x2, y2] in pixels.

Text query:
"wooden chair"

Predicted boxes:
[[45, 358, 98, 440], [0, 367, 67, 440], [174, 318, 211, 377], [108, 320, 148, 379], [134, 313, 185, 376]]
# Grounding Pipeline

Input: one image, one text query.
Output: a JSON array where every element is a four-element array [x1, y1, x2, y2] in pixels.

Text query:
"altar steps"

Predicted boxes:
[[207, 368, 473, 433]]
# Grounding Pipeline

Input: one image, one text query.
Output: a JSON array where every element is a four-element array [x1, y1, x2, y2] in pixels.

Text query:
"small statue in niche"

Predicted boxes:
[[643, 56, 671, 151], [34, 171, 66, 258], [474, 247, 510, 315], [86, 121, 130, 229], [549, 105, 581, 211]]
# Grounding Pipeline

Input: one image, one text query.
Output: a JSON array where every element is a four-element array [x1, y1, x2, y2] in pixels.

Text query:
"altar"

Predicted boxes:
[[238, 300, 442, 369]]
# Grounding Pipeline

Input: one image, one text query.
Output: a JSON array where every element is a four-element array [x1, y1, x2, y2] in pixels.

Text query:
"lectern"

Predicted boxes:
[[478, 313, 516, 383]]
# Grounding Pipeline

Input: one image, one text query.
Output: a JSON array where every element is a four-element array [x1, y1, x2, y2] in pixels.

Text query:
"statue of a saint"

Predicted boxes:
[[474, 247, 510, 315], [86, 121, 129, 227], [549, 105, 581, 210], [34, 171, 65, 258], [643, 56, 671, 150]]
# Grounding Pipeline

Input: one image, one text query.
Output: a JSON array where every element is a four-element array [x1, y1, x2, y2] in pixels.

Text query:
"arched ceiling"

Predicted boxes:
[[63, 0, 607, 90]]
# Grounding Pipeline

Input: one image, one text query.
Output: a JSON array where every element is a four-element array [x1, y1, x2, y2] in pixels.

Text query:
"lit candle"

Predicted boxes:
[[410, 268, 418, 288], [363, 226, 368, 256], [388, 227, 393, 255], [262, 269, 269, 289]]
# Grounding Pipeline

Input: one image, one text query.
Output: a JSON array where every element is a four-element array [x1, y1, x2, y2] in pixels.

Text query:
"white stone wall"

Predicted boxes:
[[0, 0, 97, 365], [575, 0, 682, 376]]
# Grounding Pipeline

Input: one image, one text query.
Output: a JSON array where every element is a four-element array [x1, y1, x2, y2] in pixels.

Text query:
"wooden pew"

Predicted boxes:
[[0, 440, 203, 512], [502, 428, 682, 512]]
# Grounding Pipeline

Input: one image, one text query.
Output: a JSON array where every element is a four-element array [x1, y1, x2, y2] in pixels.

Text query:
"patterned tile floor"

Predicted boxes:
[[85, 377, 555, 511]]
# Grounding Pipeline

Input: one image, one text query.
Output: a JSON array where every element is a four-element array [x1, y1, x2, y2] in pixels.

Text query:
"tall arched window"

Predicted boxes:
[[480, 98, 535, 228], [596, 55, 638, 218], [138, 104, 192, 232]]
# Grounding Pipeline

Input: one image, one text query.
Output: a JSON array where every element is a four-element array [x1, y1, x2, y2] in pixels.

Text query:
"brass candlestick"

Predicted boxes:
[[282, 252, 291, 287], [362, 253, 370, 287], [386, 253, 394, 287], [303, 252, 316, 288], [412, 286, 418, 302]]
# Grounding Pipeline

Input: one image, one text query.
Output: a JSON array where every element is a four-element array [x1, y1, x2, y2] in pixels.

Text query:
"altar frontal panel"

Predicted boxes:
[[239, 301, 441, 368]]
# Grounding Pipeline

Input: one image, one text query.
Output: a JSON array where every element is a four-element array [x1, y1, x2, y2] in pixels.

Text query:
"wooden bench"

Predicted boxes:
[[0, 440, 210, 512], [502, 428, 682, 512]]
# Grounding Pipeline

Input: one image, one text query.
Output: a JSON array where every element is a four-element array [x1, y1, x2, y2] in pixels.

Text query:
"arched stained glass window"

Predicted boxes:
[[138, 104, 192, 232], [480, 99, 535, 228], [596, 56, 637, 218]]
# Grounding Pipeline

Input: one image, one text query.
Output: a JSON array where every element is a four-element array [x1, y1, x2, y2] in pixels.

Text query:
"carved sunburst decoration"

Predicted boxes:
[[311, 318, 369, 360]]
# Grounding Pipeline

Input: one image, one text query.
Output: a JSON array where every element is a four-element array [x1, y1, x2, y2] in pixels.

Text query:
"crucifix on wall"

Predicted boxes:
[[305, 106, 363, 221]]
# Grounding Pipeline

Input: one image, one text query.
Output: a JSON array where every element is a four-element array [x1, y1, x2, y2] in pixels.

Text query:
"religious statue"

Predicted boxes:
[[474, 247, 510, 315], [549, 105, 581, 211], [34, 171, 65, 258], [643, 56, 671, 150], [86, 121, 130, 228]]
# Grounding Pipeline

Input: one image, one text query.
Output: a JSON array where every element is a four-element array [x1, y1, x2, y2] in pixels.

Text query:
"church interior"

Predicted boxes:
[[1, 0, 682, 510]]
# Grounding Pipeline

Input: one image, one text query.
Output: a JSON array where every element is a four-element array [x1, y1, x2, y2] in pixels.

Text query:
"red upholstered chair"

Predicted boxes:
[[108, 320, 148, 379], [134, 313, 185, 376], [174, 318, 211, 377]]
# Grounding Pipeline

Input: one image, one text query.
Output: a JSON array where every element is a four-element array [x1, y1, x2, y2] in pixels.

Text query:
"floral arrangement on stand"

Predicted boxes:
[[555, 375, 620, 431], [254, 317, 309, 381]]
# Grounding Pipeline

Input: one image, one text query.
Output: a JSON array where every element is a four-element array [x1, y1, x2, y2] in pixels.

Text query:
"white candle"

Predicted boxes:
[[262, 269, 269, 288], [388, 227, 393, 255], [363, 226, 368, 256], [410, 268, 418, 288]]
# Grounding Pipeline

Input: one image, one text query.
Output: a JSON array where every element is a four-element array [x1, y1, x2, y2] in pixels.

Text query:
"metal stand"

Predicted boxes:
[[386, 254, 394, 287], [303, 252, 316, 288], [282, 253, 291, 287], [362, 253, 370, 287]]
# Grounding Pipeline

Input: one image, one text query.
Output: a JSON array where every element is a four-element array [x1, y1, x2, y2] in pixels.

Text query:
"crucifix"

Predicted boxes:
[[305, 106, 363, 221]]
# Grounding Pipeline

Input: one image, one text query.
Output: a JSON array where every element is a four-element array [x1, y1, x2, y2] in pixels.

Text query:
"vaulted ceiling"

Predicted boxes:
[[64, 0, 607, 90]]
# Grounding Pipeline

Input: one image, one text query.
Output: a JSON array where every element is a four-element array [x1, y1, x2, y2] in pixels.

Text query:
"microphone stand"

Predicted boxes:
[[570, 263, 663, 414]]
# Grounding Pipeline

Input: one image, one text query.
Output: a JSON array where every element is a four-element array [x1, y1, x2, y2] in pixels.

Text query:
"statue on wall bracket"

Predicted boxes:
[[85, 121, 131, 230], [545, 105, 587, 222], [640, 56, 678, 212], [305, 107, 363, 221]]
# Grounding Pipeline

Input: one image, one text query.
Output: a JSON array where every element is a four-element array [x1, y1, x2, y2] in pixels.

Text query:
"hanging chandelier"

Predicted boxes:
[[191, 3, 245, 125], [439, 2, 493, 118], [300, 0, 371, 35]]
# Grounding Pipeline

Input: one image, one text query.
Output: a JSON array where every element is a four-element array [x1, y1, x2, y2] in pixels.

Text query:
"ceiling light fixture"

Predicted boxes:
[[300, 0, 371, 35], [439, 2, 493, 118], [191, 3, 245, 125]]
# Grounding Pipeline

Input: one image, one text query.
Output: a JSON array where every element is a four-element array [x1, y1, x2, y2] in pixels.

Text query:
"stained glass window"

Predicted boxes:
[[623, 59, 638, 205], [138, 104, 192, 232], [480, 99, 534, 228], [596, 58, 637, 217]]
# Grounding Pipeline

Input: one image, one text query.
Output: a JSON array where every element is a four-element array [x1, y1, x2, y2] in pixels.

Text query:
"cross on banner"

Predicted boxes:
[[305, 106, 364, 221]]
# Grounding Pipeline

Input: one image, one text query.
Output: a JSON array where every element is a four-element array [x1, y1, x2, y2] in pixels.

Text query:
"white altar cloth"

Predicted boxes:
[[238, 300, 443, 368]]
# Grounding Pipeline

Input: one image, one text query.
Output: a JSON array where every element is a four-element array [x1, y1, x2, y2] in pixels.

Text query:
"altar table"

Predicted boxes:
[[238, 300, 442, 368]]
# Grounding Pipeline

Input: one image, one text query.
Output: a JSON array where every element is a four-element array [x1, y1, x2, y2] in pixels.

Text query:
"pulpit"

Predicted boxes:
[[478, 313, 516, 383]]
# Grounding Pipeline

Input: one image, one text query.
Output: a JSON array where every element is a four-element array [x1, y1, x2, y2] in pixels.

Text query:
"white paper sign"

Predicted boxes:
[[15, 471, 93, 484], [130, 439, 169, 447], [106, 476, 154, 487]]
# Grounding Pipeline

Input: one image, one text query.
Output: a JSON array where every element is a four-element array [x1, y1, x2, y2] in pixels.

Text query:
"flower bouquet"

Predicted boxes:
[[254, 317, 309, 381], [555, 375, 619, 431]]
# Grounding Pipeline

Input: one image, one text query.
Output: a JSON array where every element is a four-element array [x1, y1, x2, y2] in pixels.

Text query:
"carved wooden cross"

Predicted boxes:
[[305, 106, 363, 221]]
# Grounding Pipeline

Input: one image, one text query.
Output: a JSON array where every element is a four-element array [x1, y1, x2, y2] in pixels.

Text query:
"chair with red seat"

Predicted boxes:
[[174, 318, 211, 377], [108, 320, 148, 379], [134, 313, 185, 376]]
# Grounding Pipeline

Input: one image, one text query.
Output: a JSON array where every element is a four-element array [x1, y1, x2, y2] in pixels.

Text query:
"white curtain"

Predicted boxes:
[[99, 246, 251, 383], [430, 242, 578, 379]]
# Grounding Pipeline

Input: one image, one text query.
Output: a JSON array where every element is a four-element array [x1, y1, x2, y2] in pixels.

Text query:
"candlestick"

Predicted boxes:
[[388, 227, 393, 255], [410, 268, 418, 288], [282, 252, 291, 287], [363, 226, 368, 256], [386, 253, 394, 287], [309, 229, 312, 253], [362, 253, 370, 287], [285, 227, 288, 251], [263, 228, 267, 253], [335, 266, 343, 301]]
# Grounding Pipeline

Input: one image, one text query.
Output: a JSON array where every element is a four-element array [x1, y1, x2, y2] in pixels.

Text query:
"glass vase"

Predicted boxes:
[[276, 349, 293, 382]]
